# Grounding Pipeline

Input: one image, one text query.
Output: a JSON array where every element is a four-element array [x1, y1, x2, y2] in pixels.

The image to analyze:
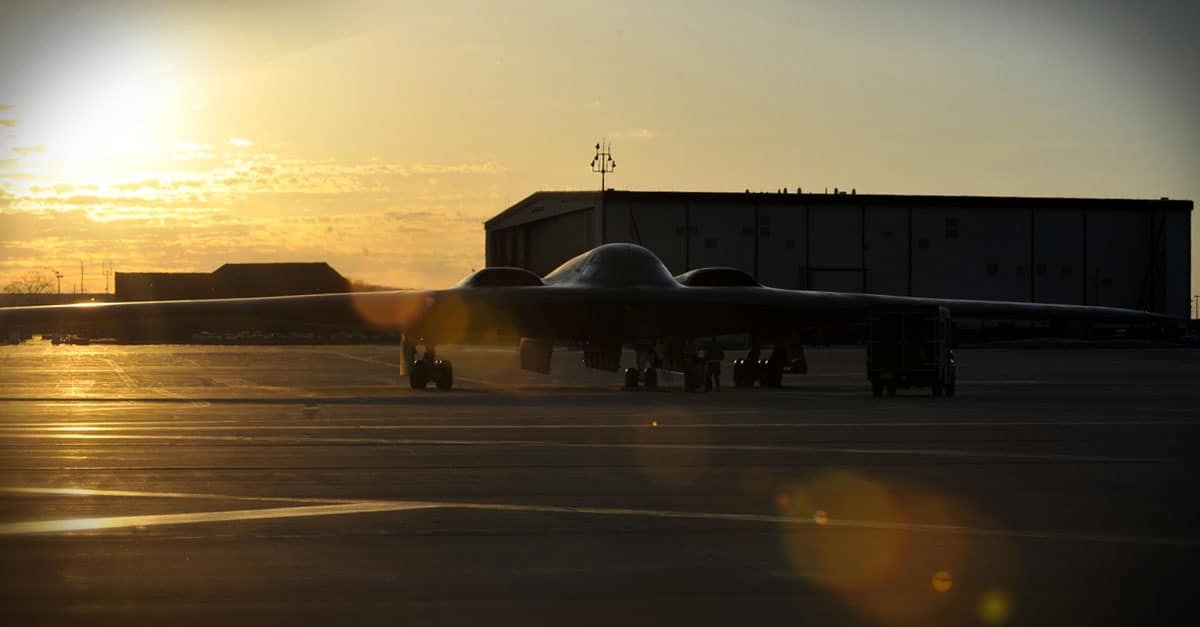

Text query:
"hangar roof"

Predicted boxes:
[[486, 190, 1192, 230]]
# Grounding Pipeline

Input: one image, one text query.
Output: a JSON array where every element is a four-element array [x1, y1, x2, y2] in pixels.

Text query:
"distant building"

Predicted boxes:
[[486, 191, 1193, 317], [115, 262, 351, 302]]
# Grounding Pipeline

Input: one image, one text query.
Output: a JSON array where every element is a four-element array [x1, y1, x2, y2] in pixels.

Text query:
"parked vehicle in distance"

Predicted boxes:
[[867, 306, 956, 397]]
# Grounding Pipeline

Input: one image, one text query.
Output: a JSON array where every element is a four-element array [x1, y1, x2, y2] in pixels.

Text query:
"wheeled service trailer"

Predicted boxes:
[[866, 306, 956, 397]]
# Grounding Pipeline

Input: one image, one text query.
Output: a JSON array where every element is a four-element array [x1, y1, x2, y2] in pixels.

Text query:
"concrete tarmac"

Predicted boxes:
[[0, 343, 1197, 626]]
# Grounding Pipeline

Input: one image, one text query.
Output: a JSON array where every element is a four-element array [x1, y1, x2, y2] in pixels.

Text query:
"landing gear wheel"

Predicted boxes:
[[732, 359, 754, 387], [434, 360, 454, 390], [752, 359, 783, 388], [642, 368, 658, 389], [623, 367, 640, 389], [409, 360, 430, 389]]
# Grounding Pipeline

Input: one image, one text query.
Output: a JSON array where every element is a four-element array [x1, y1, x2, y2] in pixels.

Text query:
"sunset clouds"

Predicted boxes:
[[1, 1, 1197, 295], [0, 120, 507, 288]]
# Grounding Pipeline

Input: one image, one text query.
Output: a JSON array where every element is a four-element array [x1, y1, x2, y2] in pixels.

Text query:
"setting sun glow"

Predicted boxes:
[[1, 1, 1196, 292]]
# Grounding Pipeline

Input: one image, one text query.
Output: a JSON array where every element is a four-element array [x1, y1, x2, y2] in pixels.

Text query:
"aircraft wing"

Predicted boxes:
[[0, 290, 434, 340], [0, 284, 1174, 343], [421, 285, 1176, 341]]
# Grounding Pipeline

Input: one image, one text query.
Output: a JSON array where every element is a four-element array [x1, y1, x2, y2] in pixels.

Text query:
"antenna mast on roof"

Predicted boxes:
[[590, 139, 615, 191]]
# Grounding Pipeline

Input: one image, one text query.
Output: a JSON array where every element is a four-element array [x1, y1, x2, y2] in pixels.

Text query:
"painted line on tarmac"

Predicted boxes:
[[446, 501, 1200, 547], [0, 431, 1174, 463], [0, 501, 440, 535], [0, 487, 1194, 547], [0, 485, 348, 504], [0, 419, 1189, 432], [98, 358, 135, 387]]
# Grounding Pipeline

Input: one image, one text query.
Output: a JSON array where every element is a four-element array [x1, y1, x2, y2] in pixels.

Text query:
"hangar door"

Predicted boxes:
[[523, 209, 594, 276]]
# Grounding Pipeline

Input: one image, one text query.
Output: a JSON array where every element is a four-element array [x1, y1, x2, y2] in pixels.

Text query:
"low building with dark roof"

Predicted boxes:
[[115, 262, 351, 302]]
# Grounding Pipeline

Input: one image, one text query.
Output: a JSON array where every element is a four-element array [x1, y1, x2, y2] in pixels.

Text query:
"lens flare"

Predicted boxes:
[[979, 588, 1012, 624], [776, 471, 978, 625], [631, 408, 709, 489]]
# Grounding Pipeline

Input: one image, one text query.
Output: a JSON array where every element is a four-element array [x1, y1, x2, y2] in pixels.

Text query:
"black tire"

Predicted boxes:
[[733, 359, 753, 387], [409, 360, 429, 389], [434, 360, 453, 390], [642, 367, 658, 389], [932, 380, 943, 397], [623, 367, 640, 389], [871, 379, 883, 397], [756, 359, 772, 387], [887, 382, 897, 396], [946, 375, 956, 397]]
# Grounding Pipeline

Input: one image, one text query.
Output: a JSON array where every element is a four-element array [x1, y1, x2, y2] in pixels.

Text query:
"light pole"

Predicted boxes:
[[591, 140, 615, 191], [51, 270, 62, 295]]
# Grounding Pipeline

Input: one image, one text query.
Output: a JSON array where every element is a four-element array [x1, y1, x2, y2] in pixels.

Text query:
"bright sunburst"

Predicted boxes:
[[40, 71, 176, 169]]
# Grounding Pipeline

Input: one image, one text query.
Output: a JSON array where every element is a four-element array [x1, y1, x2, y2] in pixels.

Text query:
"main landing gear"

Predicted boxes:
[[405, 341, 453, 390], [623, 347, 660, 390], [731, 340, 788, 388], [623, 366, 658, 389]]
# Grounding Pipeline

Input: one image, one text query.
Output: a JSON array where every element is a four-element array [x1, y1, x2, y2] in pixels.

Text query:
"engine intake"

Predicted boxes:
[[674, 267, 760, 287], [458, 267, 544, 287]]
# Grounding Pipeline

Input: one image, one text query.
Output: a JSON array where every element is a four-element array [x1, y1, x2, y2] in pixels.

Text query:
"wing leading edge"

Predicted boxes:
[[0, 242, 1177, 343]]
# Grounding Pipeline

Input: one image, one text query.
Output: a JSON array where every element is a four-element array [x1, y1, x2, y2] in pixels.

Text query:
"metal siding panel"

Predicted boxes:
[[808, 205, 862, 268], [600, 201, 687, 273], [604, 201, 630, 244], [911, 207, 1030, 301], [1033, 209, 1084, 304], [688, 202, 755, 274], [1086, 210, 1151, 308], [756, 204, 806, 289], [630, 201, 688, 274], [524, 210, 593, 276], [1164, 210, 1190, 317], [863, 207, 908, 295]]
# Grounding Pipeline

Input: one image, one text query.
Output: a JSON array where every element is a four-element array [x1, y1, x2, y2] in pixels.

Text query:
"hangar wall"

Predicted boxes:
[[485, 191, 1192, 317]]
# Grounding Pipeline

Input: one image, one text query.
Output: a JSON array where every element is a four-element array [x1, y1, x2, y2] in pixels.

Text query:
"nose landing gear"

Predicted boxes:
[[406, 340, 453, 390]]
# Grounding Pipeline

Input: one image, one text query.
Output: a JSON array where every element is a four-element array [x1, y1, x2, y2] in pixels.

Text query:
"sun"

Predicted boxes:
[[38, 70, 179, 171]]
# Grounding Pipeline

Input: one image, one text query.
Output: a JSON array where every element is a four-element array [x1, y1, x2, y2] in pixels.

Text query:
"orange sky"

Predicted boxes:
[[1, 1, 1196, 300]]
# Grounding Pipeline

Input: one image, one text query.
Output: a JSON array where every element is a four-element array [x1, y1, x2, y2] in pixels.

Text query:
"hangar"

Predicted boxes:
[[486, 191, 1192, 317]]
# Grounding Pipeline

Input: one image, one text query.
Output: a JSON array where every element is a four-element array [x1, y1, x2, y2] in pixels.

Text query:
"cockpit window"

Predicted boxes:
[[542, 244, 679, 287], [542, 250, 592, 284]]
